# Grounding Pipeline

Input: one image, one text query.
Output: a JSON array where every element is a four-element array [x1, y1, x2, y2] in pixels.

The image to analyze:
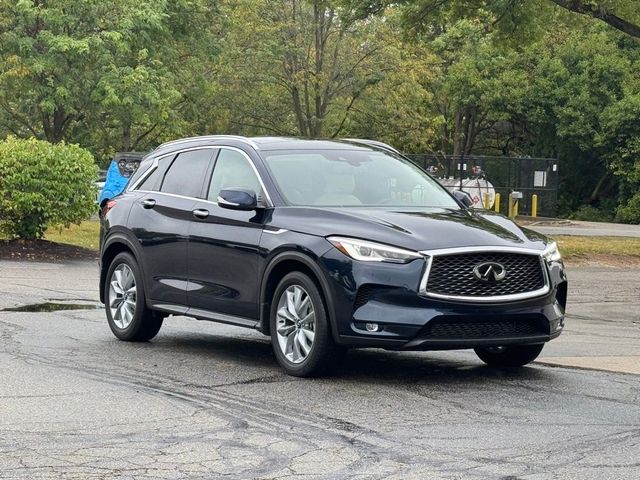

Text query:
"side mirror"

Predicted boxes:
[[452, 190, 473, 208], [217, 188, 258, 211]]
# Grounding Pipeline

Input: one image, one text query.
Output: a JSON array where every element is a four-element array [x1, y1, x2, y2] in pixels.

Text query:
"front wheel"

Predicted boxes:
[[474, 344, 544, 367], [270, 272, 344, 377], [105, 252, 163, 341]]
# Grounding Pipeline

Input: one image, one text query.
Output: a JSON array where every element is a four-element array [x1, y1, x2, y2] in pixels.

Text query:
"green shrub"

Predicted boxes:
[[0, 137, 98, 240], [616, 193, 640, 224], [569, 204, 614, 222]]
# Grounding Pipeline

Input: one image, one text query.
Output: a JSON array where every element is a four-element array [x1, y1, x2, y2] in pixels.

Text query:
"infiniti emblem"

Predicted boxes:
[[473, 262, 507, 283]]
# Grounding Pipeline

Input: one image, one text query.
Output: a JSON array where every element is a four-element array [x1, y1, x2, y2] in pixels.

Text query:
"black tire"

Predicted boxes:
[[269, 271, 345, 377], [104, 252, 163, 342], [474, 344, 544, 367]]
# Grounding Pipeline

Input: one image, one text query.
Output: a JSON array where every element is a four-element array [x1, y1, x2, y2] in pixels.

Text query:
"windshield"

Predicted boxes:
[[262, 149, 459, 209]]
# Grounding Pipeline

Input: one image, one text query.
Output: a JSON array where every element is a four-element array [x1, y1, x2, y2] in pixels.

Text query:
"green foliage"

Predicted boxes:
[[210, 0, 422, 139], [397, 0, 640, 39], [0, 137, 97, 239], [616, 193, 640, 224], [0, 0, 639, 223], [569, 204, 614, 222], [0, 0, 218, 162]]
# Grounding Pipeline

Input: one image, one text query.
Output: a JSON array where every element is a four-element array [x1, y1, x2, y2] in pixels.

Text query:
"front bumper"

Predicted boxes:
[[319, 248, 567, 351]]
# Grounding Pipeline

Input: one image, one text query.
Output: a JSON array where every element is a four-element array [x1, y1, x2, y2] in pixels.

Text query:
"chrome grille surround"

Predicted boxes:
[[418, 246, 550, 303]]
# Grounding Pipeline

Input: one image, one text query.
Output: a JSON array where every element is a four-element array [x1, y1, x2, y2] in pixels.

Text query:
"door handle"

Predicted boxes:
[[142, 199, 156, 209], [192, 208, 209, 219]]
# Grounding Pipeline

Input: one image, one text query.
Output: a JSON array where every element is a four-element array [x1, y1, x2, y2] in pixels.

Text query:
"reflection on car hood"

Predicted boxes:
[[270, 207, 547, 252]]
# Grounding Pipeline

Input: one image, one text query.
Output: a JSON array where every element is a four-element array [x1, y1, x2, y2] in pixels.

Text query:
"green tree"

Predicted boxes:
[[342, 38, 443, 153], [548, 0, 640, 38], [213, 0, 403, 138], [364, 0, 640, 39], [0, 0, 219, 161]]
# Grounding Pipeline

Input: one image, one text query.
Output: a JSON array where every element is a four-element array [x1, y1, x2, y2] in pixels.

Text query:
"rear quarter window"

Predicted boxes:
[[136, 155, 174, 191]]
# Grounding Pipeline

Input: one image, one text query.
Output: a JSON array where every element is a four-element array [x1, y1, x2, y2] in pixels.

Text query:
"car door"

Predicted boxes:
[[128, 148, 215, 308], [187, 147, 266, 320]]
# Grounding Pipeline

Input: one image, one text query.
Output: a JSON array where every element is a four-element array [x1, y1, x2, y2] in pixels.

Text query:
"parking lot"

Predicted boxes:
[[1, 260, 639, 479]]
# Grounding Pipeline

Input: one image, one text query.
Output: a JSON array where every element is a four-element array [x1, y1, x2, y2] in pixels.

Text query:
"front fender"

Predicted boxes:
[[258, 237, 338, 340]]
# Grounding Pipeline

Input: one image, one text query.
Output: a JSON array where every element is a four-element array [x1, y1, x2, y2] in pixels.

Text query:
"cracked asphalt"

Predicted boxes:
[[0, 260, 639, 479]]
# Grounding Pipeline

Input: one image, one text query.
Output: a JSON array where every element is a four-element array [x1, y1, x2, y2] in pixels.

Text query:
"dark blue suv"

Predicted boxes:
[[99, 136, 567, 376]]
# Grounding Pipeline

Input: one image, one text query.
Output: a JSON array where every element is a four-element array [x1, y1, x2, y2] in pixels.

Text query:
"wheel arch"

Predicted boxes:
[[100, 234, 144, 304], [259, 251, 337, 341]]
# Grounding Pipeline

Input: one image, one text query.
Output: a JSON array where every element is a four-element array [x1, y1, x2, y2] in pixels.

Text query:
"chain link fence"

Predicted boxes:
[[405, 154, 560, 217]]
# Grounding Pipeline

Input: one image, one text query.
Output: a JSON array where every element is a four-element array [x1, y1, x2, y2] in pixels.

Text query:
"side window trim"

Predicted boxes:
[[136, 153, 177, 192], [131, 145, 272, 207], [128, 159, 160, 191], [129, 153, 174, 192]]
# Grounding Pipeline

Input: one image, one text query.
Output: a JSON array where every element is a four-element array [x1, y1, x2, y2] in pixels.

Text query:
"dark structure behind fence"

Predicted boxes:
[[405, 154, 560, 217]]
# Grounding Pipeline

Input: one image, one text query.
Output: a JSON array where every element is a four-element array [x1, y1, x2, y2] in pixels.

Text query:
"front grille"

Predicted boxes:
[[425, 317, 546, 339], [426, 252, 545, 298]]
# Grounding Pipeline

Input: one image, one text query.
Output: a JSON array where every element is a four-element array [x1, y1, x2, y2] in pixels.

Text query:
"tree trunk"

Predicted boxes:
[[452, 107, 479, 156], [122, 123, 131, 151], [291, 87, 308, 137], [452, 109, 465, 156], [313, 2, 323, 137], [41, 107, 68, 143]]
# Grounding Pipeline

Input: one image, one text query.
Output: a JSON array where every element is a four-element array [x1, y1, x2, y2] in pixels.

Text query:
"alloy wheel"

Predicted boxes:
[[276, 284, 316, 364], [108, 264, 137, 329]]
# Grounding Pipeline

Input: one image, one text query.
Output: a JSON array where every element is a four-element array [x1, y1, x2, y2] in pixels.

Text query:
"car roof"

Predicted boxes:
[[248, 137, 374, 151], [153, 135, 387, 157]]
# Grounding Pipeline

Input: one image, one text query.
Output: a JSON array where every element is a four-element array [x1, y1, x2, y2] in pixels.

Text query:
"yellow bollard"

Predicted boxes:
[[531, 194, 538, 218], [494, 192, 501, 213], [483, 192, 491, 209], [508, 192, 522, 218]]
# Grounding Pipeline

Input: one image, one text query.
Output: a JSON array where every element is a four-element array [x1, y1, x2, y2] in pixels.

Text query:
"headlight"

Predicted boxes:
[[327, 236, 422, 264], [542, 241, 562, 263]]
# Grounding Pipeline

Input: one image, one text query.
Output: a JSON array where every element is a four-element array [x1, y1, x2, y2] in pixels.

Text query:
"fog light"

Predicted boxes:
[[365, 323, 379, 332]]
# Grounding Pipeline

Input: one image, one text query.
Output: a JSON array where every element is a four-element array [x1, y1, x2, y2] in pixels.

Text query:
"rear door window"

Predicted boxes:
[[160, 149, 214, 198]]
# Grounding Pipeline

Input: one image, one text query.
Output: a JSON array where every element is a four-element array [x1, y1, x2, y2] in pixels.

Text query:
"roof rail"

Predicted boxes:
[[343, 138, 401, 155], [156, 135, 259, 151]]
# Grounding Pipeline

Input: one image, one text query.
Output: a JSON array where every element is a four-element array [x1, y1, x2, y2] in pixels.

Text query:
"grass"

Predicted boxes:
[[44, 219, 100, 251], [554, 235, 640, 261]]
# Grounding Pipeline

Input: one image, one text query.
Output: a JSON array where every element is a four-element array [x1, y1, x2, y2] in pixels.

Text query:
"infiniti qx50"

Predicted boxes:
[[99, 136, 567, 376]]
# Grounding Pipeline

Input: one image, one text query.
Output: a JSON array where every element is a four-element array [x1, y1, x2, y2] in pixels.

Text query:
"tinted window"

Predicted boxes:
[[160, 149, 213, 197], [137, 155, 173, 191], [207, 149, 261, 201], [263, 149, 459, 208]]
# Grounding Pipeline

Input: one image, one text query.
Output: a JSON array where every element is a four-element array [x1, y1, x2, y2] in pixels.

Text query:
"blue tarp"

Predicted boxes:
[[98, 160, 129, 205]]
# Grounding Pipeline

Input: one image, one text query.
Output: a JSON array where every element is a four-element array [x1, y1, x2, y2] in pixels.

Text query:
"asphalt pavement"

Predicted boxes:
[[0, 260, 639, 479]]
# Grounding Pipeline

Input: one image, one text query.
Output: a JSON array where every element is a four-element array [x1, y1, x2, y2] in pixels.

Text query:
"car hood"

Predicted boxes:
[[269, 207, 548, 252]]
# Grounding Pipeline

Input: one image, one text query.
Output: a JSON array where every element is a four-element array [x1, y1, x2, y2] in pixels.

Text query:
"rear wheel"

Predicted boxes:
[[270, 272, 344, 377], [474, 344, 544, 367], [105, 252, 163, 341]]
